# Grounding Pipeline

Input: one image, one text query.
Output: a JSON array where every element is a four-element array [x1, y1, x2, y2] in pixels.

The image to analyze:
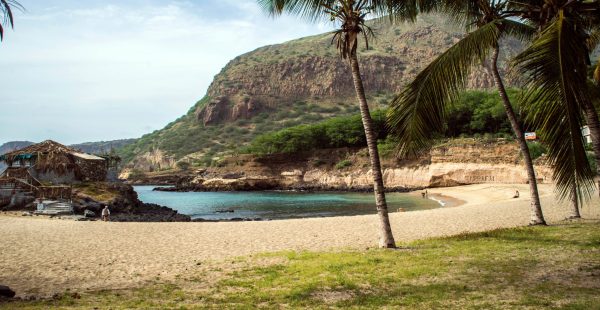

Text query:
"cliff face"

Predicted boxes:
[[195, 16, 518, 126], [120, 14, 523, 171], [142, 140, 552, 191]]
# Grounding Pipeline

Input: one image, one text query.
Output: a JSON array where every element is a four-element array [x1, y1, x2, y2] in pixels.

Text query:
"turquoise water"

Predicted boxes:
[[134, 186, 441, 220]]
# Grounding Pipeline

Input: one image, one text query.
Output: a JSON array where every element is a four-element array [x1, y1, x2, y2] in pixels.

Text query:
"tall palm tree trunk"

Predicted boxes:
[[349, 52, 396, 248], [491, 45, 547, 225], [582, 101, 600, 196], [570, 186, 581, 218]]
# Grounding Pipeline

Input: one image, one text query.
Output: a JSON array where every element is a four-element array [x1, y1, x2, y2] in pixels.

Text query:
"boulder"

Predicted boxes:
[[0, 285, 15, 298], [84, 209, 96, 218]]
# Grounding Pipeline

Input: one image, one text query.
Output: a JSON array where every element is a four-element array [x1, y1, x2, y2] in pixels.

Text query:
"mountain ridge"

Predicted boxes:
[[117, 14, 523, 172]]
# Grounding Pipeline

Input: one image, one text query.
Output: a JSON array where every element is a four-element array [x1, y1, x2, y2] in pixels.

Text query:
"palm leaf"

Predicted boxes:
[[0, 0, 23, 41], [502, 18, 536, 41], [514, 10, 595, 202], [386, 20, 501, 157], [257, 0, 440, 23]]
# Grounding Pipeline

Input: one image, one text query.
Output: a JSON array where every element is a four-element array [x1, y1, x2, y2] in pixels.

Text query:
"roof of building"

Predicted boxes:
[[1, 140, 78, 159], [71, 152, 105, 161], [0, 140, 106, 175]]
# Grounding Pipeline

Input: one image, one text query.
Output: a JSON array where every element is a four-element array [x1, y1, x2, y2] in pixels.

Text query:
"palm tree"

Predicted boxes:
[[386, 0, 547, 225], [0, 0, 23, 41], [257, 0, 437, 248], [510, 0, 599, 207]]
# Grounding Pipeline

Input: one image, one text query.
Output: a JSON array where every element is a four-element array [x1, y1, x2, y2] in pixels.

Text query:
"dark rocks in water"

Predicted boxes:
[[215, 209, 235, 213], [0, 285, 16, 298], [152, 186, 179, 192]]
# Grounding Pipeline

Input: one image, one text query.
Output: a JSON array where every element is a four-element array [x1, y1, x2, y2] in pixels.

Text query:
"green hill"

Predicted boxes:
[[118, 14, 523, 172]]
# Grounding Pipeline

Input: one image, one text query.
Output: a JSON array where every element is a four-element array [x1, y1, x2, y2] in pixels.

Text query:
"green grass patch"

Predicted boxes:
[[10, 221, 600, 309]]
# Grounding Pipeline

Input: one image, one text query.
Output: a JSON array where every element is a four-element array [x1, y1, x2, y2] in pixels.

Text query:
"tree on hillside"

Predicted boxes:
[[0, 0, 23, 41], [510, 0, 600, 212], [386, 0, 548, 225], [257, 0, 437, 248]]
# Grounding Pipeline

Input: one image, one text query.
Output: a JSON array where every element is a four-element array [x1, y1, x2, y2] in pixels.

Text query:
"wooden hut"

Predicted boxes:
[[0, 140, 108, 184]]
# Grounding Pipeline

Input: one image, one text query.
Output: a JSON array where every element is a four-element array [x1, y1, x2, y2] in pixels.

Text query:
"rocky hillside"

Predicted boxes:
[[0, 141, 34, 155], [119, 14, 524, 172], [129, 139, 552, 191], [70, 139, 136, 155]]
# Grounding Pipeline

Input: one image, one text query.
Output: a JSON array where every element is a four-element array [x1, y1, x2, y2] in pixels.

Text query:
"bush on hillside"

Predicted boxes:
[[245, 110, 387, 155]]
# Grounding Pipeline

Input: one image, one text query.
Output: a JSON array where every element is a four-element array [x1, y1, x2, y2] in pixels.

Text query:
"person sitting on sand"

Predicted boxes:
[[513, 190, 520, 199], [101, 205, 111, 221]]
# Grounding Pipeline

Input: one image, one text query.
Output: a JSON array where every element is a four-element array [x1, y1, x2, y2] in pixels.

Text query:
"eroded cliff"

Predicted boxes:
[[142, 139, 551, 191]]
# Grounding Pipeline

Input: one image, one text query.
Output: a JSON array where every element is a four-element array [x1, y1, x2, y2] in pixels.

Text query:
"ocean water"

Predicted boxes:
[[134, 186, 441, 220]]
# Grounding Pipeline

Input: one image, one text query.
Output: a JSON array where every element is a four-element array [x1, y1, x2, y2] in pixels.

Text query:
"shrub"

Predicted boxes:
[[246, 110, 387, 156], [335, 159, 352, 170], [176, 161, 191, 171], [527, 142, 547, 160]]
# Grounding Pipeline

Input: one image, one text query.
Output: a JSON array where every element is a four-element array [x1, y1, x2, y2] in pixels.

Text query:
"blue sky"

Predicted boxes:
[[0, 0, 331, 145]]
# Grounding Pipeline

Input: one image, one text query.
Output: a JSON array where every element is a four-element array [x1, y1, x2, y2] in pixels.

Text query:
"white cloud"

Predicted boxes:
[[0, 0, 332, 144]]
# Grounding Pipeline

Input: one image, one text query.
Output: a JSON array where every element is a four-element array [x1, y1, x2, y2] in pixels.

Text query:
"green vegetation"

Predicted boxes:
[[445, 89, 520, 138], [335, 159, 352, 169], [11, 221, 600, 309], [527, 142, 547, 160], [244, 89, 525, 157], [244, 110, 387, 156]]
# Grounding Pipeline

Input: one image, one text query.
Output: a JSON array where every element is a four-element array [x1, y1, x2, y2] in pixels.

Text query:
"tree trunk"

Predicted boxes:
[[582, 100, 600, 196], [349, 52, 396, 248], [491, 45, 547, 225], [570, 186, 581, 219]]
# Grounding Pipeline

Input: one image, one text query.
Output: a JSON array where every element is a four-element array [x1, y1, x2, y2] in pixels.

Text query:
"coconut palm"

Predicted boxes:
[[386, 0, 547, 225], [510, 0, 600, 206], [0, 0, 23, 41], [257, 0, 438, 248]]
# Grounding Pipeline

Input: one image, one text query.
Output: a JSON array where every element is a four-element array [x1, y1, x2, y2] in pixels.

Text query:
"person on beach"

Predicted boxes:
[[513, 190, 519, 199], [35, 198, 44, 211], [101, 205, 110, 221]]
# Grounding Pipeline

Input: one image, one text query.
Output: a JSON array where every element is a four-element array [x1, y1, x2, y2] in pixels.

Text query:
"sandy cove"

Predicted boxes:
[[0, 183, 598, 298]]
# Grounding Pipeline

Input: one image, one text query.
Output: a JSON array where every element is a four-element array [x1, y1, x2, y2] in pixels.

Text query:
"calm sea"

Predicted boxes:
[[134, 186, 441, 220]]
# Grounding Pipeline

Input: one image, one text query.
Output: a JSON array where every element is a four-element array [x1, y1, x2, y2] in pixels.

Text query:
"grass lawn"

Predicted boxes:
[[5, 220, 600, 309]]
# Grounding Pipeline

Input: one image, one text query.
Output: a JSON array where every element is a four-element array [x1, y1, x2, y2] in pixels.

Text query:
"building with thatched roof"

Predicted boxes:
[[0, 140, 108, 184]]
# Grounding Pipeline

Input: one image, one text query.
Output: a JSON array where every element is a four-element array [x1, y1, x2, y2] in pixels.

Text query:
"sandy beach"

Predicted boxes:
[[1, 183, 598, 297]]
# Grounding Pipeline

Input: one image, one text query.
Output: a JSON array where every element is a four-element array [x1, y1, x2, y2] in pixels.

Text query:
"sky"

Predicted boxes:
[[0, 0, 331, 145]]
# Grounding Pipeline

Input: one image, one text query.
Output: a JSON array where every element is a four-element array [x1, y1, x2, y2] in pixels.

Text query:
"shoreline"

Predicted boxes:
[[1, 183, 598, 298]]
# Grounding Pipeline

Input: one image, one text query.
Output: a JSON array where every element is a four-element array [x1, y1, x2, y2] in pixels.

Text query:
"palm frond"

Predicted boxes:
[[502, 18, 535, 41], [256, 0, 441, 23], [386, 20, 501, 157], [514, 10, 595, 202], [0, 0, 23, 41]]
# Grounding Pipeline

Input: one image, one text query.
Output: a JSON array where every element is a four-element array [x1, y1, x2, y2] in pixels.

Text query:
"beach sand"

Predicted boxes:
[[0, 183, 598, 297]]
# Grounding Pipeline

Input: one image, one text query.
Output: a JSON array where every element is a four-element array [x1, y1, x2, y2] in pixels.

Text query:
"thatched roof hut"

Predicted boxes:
[[0, 140, 107, 183]]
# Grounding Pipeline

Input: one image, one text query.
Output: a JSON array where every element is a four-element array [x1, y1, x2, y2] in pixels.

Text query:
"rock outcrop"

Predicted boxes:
[[148, 140, 552, 192], [71, 182, 190, 222]]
